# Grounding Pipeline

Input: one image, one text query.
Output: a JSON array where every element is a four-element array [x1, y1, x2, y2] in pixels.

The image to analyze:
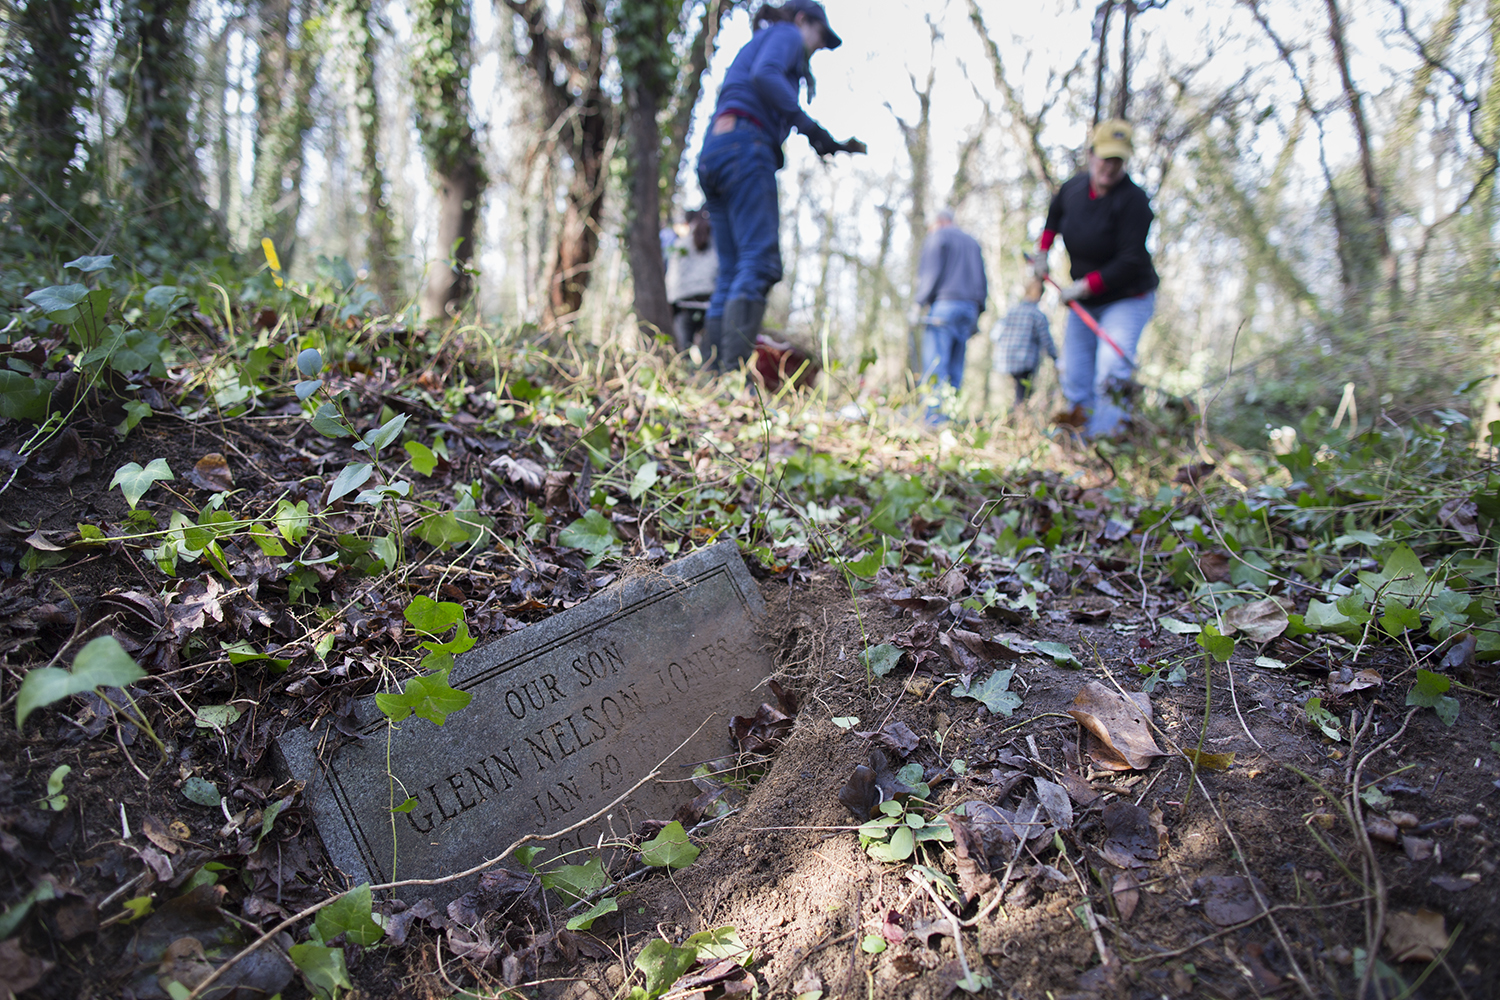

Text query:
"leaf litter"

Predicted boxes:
[[0, 295, 1495, 1000]]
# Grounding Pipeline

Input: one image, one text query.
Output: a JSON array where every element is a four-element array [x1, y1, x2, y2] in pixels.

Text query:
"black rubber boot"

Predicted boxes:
[[701, 313, 723, 371], [721, 298, 765, 373]]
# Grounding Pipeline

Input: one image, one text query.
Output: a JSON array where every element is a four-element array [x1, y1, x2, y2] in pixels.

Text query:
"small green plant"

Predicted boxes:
[[856, 779, 953, 865], [953, 668, 1022, 716], [285, 883, 382, 999], [1406, 669, 1459, 726], [39, 765, 70, 811], [15, 636, 161, 752], [1305, 697, 1343, 741]]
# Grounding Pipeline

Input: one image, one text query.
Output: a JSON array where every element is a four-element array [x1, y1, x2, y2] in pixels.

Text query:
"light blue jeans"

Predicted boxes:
[[1060, 291, 1155, 437], [921, 299, 980, 422]]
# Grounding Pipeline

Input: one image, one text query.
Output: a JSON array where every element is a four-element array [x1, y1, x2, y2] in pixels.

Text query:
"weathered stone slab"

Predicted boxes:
[[274, 541, 771, 900]]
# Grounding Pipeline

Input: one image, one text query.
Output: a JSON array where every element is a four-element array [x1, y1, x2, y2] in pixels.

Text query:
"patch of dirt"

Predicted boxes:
[[549, 573, 1498, 999]]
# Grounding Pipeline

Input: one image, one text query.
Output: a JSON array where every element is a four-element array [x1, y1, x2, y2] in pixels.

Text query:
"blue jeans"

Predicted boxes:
[[921, 299, 980, 392], [697, 123, 782, 317], [1060, 291, 1155, 437]]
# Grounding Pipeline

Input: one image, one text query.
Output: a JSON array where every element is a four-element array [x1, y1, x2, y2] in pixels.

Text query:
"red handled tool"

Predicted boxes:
[[1026, 255, 1133, 367]]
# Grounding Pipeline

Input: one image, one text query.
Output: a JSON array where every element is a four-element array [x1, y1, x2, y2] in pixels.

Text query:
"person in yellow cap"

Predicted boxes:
[[1031, 119, 1159, 437]]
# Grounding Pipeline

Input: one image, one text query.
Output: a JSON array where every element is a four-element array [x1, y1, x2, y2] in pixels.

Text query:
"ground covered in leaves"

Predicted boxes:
[[0, 267, 1498, 999]]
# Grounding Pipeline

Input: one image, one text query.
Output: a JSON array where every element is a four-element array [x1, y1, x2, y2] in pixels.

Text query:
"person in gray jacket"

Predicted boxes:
[[914, 208, 988, 416]]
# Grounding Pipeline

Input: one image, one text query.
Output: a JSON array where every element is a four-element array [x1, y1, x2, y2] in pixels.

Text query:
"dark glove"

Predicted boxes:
[[804, 121, 840, 157]]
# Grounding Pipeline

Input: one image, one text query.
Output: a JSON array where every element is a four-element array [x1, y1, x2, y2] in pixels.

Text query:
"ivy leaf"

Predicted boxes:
[[1032, 640, 1081, 668], [375, 672, 472, 726], [25, 283, 88, 319], [640, 821, 699, 869], [110, 459, 174, 509], [288, 942, 352, 996], [404, 596, 464, 635], [566, 896, 618, 931], [1195, 625, 1236, 663], [1406, 669, 1460, 726], [1426, 589, 1471, 640], [633, 938, 697, 998], [954, 669, 1022, 717], [629, 460, 659, 500], [221, 640, 291, 673], [17, 636, 146, 730], [860, 643, 904, 677], [182, 777, 221, 807], [540, 857, 608, 904], [683, 925, 753, 965], [194, 704, 242, 733], [315, 883, 384, 946], [64, 254, 115, 272], [0, 371, 54, 422], [1380, 600, 1421, 637], [558, 510, 618, 556], [405, 441, 438, 476]]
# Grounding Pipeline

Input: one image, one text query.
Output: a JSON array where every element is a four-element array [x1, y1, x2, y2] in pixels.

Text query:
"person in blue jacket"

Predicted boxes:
[[696, 1, 865, 373]]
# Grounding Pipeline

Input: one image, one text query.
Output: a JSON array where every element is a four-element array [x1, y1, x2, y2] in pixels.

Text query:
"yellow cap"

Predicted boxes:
[[1090, 119, 1134, 160]]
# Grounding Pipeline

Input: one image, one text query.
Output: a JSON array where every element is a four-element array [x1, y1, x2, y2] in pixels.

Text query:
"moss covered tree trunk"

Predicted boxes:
[[412, 0, 486, 321]]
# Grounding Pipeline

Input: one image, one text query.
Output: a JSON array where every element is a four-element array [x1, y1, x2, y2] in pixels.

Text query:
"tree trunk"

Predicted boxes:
[[505, 0, 611, 328], [252, 0, 319, 269], [411, 0, 486, 320], [1324, 0, 1396, 305], [351, 0, 401, 309], [892, 49, 934, 374], [6, 0, 95, 251], [549, 112, 610, 324], [1114, 1, 1133, 119], [118, 0, 219, 256], [861, 203, 895, 352], [1092, 1, 1113, 128], [625, 80, 673, 339]]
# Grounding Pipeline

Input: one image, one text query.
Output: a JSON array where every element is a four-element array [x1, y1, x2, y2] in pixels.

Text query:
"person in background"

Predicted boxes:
[[913, 207, 988, 420], [665, 209, 718, 354], [696, 0, 865, 373], [992, 275, 1056, 413], [1033, 118, 1159, 438]]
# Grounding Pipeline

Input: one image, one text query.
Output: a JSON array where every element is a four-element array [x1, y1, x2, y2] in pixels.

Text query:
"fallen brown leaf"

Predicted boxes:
[[1196, 551, 1231, 583], [1384, 909, 1448, 962], [837, 765, 880, 821], [1068, 682, 1163, 770], [1113, 870, 1140, 921], [1194, 875, 1267, 926], [186, 452, 233, 492], [0, 939, 52, 996], [854, 719, 920, 757], [1100, 801, 1162, 868], [1221, 597, 1290, 643]]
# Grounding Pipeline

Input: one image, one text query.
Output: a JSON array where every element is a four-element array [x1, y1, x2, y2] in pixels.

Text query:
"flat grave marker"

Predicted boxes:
[[274, 541, 772, 901]]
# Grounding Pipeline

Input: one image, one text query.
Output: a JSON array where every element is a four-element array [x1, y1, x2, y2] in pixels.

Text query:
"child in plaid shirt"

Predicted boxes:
[[991, 277, 1056, 410]]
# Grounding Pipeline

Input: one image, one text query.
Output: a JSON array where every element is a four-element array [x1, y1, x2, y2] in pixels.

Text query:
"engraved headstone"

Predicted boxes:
[[274, 541, 771, 900]]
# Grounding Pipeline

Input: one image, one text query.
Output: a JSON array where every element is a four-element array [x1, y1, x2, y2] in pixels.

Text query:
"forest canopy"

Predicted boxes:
[[1, 0, 1498, 434]]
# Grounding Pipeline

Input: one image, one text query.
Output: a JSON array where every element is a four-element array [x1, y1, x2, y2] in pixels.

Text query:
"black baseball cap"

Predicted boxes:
[[784, 0, 843, 49]]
